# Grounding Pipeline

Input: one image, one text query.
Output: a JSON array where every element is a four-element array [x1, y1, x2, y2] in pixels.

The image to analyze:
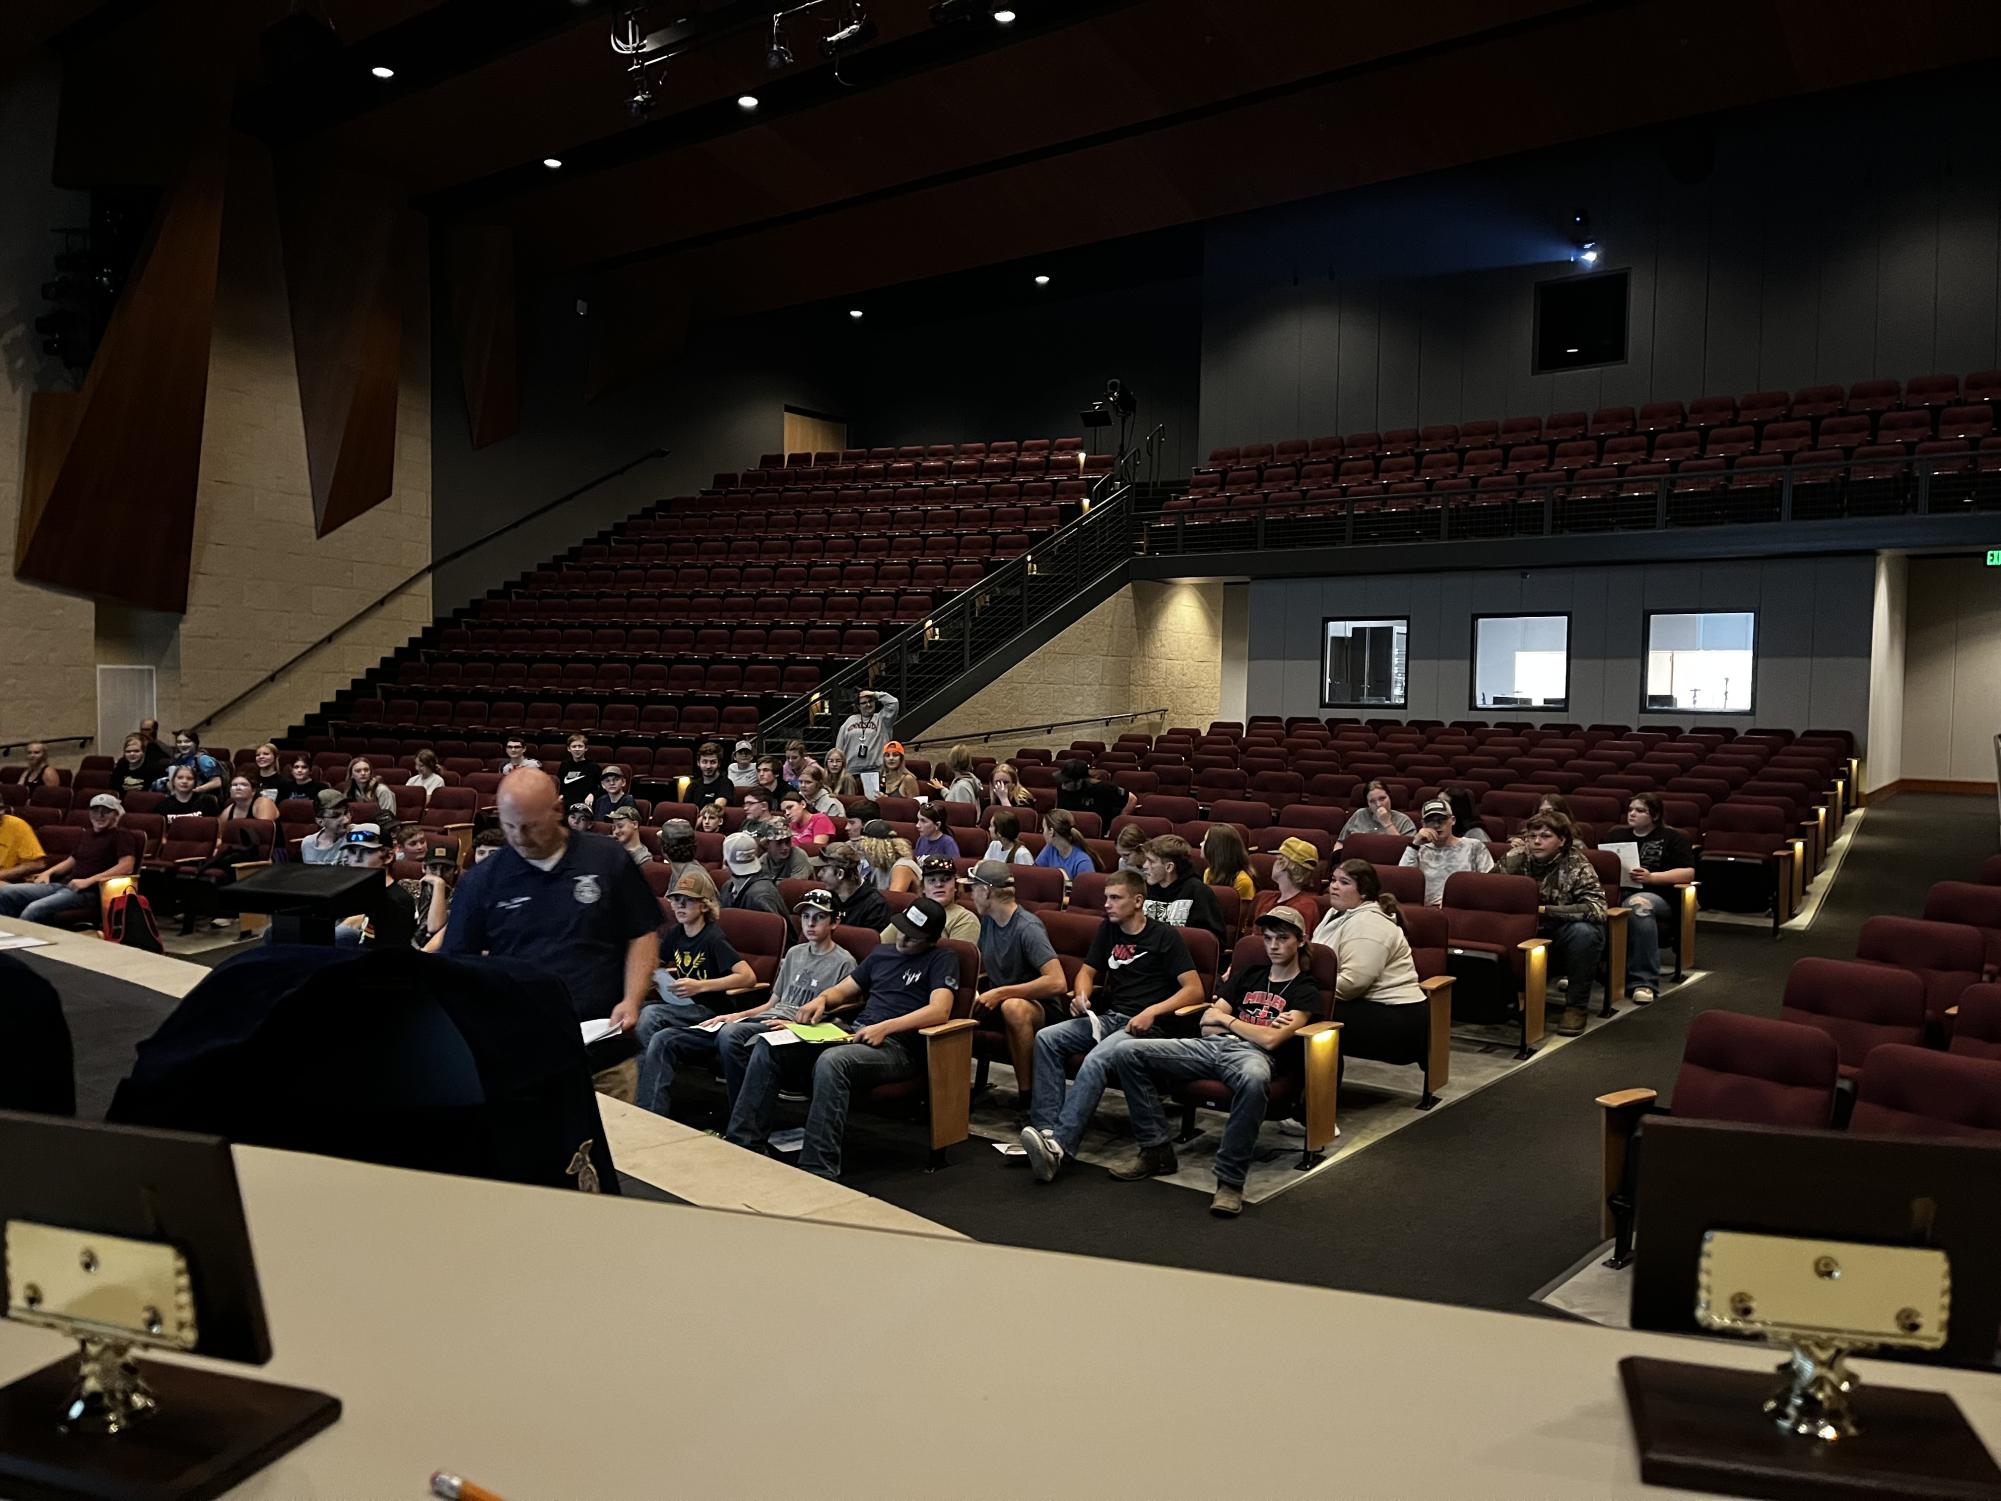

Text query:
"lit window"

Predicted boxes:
[[1645, 611, 1756, 714], [1472, 615, 1569, 710], [1322, 618, 1408, 708]]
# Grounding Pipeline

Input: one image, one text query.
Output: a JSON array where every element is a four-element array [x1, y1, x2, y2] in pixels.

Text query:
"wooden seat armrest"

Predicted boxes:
[[1172, 1002, 1210, 1017], [1421, 975, 1453, 1098], [923, 1018, 977, 1153], [1299, 1020, 1341, 1152], [1296, 1019, 1341, 1039], [919, 1017, 978, 1038], [1597, 1088, 1660, 1239], [1518, 936, 1549, 952], [1596, 1087, 1658, 1110]]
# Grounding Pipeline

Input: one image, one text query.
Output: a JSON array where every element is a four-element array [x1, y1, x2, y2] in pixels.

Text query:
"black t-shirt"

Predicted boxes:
[[837, 883, 890, 934], [688, 773, 733, 806], [590, 791, 637, 821], [251, 770, 288, 801], [1083, 917, 1196, 1018], [1059, 781, 1125, 827], [850, 942, 961, 1058], [1221, 963, 1324, 1028], [1143, 875, 1227, 949], [284, 778, 330, 805], [110, 765, 153, 798], [1632, 825, 1696, 876], [661, 919, 742, 983], [557, 760, 602, 805]]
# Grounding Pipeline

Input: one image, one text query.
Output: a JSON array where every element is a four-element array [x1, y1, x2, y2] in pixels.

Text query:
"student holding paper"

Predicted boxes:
[[726, 896, 959, 1178], [1618, 793, 1696, 1007]]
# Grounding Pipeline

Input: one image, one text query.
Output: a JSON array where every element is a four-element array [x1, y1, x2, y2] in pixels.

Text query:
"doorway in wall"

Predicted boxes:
[[783, 406, 847, 457]]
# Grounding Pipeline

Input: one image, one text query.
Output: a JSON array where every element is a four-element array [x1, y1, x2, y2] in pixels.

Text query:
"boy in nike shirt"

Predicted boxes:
[[1020, 868, 1204, 1182], [1110, 906, 1324, 1216]]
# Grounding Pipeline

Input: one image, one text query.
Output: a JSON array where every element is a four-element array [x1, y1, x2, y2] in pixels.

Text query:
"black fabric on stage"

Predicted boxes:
[[0, 952, 75, 1115]]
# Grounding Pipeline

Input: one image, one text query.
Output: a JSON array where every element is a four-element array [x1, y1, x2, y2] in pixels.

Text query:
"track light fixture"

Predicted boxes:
[[821, 1, 875, 56], [767, 11, 794, 68]]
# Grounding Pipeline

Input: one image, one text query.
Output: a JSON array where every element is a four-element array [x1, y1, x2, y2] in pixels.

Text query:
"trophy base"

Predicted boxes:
[[0, 1353, 340, 1501], [1621, 1355, 2001, 1500]]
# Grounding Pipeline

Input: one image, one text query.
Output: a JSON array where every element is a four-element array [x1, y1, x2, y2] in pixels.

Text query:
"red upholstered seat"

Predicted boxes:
[[1850, 1046, 2001, 1138], [1668, 1010, 1840, 1127], [1777, 956, 1927, 1079], [1922, 881, 2001, 974], [1854, 916, 1988, 1024], [1950, 984, 2001, 1061]]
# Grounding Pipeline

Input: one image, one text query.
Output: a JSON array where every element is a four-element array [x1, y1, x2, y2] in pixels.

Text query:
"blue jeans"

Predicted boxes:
[[1114, 1036, 1275, 1188], [717, 1018, 772, 1103], [1622, 889, 1674, 992], [0, 882, 97, 927], [1548, 919, 1605, 1006], [1029, 1011, 1135, 1152], [633, 996, 723, 1118], [727, 1038, 918, 1179]]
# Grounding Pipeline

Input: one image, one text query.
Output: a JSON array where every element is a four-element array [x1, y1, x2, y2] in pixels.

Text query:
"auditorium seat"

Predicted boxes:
[[1440, 872, 1548, 1054], [1853, 916, 1987, 1027], [1849, 1045, 2001, 1138], [1776, 956, 1927, 1079]]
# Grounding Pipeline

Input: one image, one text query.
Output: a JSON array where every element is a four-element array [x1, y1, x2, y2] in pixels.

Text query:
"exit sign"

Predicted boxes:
[[1989, 550, 2001, 566]]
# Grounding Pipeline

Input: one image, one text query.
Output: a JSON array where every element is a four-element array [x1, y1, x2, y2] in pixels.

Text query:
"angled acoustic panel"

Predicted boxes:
[[274, 147, 408, 537], [16, 133, 226, 612]]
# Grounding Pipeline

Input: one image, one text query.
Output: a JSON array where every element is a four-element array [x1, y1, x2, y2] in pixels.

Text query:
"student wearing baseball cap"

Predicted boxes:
[[880, 853, 978, 945], [720, 829, 792, 936], [818, 841, 889, 932], [727, 739, 761, 788], [876, 741, 921, 799], [1399, 796, 1493, 906], [963, 860, 1066, 1105], [1109, 905, 1326, 1217], [328, 824, 419, 950], [726, 895, 959, 1178], [0, 793, 135, 927], [633, 870, 757, 1119], [1250, 836, 1323, 931]]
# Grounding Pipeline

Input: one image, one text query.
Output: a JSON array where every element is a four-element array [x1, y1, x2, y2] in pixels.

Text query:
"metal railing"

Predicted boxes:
[[759, 484, 1136, 752], [1140, 451, 1996, 555], [0, 734, 92, 757], [899, 707, 1167, 753]]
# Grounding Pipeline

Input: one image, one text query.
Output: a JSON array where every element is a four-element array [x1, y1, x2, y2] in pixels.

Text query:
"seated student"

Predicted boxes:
[[1618, 792, 1696, 1006], [687, 741, 734, 808], [1140, 834, 1228, 950], [247, 743, 289, 802], [1507, 793, 1578, 854], [283, 754, 329, 805], [1445, 785, 1480, 840], [911, 803, 957, 861], [298, 789, 350, 863], [18, 741, 61, 792], [1112, 906, 1323, 1216], [880, 854, 979, 944], [694, 802, 726, 835], [591, 764, 638, 820], [963, 860, 1067, 1105], [412, 838, 458, 951], [726, 896, 959, 1179], [813, 753, 859, 810], [642, 889, 857, 1120], [1250, 836, 1321, 931], [726, 738, 761, 789], [1055, 757, 1135, 826], [1201, 824, 1256, 906], [159, 764, 220, 821], [634, 870, 757, 1111], [160, 730, 225, 796], [498, 738, 541, 775], [407, 748, 446, 799], [1494, 810, 1605, 1036], [987, 762, 1035, 809], [739, 786, 777, 828], [1338, 780, 1415, 841], [344, 757, 398, 819], [471, 827, 504, 864], [1034, 807, 1095, 886], [819, 841, 890, 931], [566, 803, 595, 835], [1114, 823, 1147, 873], [1399, 796, 1494, 905], [656, 818, 699, 888], [330, 824, 419, 949], [752, 756, 790, 803], [984, 807, 1035, 866], [1020, 868, 1204, 1183], [780, 739, 815, 790], [1311, 858, 1427, 1064], [780, 787, 836, 854], [875, 742, 922, 799], [937, 745, 982, 804], [109, 736, 156, 800], [856, 820, 921, 892], [0, 793, 132, 925], [721, 831, 792, 935], [556, 734, 601, 807], [756, 814, 813, 880], [0, 803, 46, 884], [610, 806, 653, 865]]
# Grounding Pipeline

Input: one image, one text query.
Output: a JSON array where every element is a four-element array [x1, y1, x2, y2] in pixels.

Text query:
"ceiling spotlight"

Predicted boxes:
[[1033, 274, 1050, 285], [737, 93, 760, 110], [767, 12, 793, 68], [542, 157, 563, 169], [992, 6, 1017, 21], [822, 2, 876, 55], [1576, 243, 1600, 266], [848, 308, 864, 319], [369, 64, 395, 79]]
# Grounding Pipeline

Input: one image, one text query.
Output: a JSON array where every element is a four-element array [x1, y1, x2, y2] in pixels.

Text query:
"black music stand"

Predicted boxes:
[[226, 865, 380, 946], [0, 1113, 340, 1500], [1621, 1117, 2001, 1499]]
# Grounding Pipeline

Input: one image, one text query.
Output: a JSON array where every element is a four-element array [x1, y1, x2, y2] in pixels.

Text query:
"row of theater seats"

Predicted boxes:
[[756, 438, 1085, 466], [1200, 373, 2001, 470]]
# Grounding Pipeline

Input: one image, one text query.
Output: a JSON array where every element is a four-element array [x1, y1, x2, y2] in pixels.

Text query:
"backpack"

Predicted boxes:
[[102, 887, 162, 952]]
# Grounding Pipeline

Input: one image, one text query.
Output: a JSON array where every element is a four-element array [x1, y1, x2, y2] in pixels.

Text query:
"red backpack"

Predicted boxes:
[[102, 887, 162, 952]]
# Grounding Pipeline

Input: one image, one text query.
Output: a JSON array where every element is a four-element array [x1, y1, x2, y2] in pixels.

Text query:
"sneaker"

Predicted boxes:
[[1210, 1182, 1245, 1217], [1110, 1142, 1179, 1181], [1555, 976, 1569, 992], [1631, 986, 1656, 1006], [1555, 1005, 1588, 1037], [1019, 1125, 1065, 1183]]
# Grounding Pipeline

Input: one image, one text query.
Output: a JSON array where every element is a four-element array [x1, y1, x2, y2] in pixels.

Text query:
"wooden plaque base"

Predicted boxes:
[[1620, 1355, 2001, 1500], [0, 1354, 340, 1501]]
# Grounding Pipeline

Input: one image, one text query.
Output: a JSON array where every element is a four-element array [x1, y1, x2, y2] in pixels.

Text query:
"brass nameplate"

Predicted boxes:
[[1697, 1230, 1948, 1350], [4, 1220, 196, 1349]]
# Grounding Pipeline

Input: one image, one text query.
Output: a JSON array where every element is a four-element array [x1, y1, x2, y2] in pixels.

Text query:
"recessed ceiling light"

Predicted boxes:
[[1565, 347, 1580, 355], [1033, 274, 1050, 285], [848, 309, 865, 319], [737, 93, 760, 110], [370, 64, 395, 79], [542, 157, 564, 169], [992, 6, 1017, 22]]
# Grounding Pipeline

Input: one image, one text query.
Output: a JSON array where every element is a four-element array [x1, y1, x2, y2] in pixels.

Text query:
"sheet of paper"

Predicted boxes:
[[992, 1142, 1027, 1156], [1597, 841, 1642, 888], [0, 934, 52, 951], [692, 1015, 729, 1033], [759, 1029, 800, 1047], [580, 1018, 621, 1046], [860, 771, 881, 797], [1087, 1011, 1104, 1044], [766, 1128, 805, 1154], [781, 1021, 852, 1043]]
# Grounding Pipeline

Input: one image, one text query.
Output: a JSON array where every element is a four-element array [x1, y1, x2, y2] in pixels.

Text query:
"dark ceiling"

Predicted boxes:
[[24, 0, 2001, 324]]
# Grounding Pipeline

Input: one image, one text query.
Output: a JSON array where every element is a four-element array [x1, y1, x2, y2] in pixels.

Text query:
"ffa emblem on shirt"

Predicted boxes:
[[573, 874, 602, 905]]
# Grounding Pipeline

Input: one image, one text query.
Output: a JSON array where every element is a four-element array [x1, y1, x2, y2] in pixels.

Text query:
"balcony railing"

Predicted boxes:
[[1139, 451, 1998, 555]]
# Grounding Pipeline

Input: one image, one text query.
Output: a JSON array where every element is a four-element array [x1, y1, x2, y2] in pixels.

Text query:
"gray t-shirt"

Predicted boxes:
[[978, 905, 1058, 988], [764, 941, 858, 1021], [1341, 806, 1417, 839], [1399, 836, 1495, 905]]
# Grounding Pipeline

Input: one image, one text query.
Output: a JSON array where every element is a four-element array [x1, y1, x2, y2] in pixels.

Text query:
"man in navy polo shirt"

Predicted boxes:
[[443, 769, 661, 1042]]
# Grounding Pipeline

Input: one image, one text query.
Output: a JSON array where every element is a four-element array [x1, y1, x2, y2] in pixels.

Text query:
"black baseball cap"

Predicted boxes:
[[891, 895, 947, 941]]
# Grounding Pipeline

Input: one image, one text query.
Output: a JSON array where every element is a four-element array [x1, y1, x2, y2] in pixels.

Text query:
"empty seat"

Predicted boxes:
[[1777, 957, 1927, 1079], [1849, 1045, 2001, 1138]]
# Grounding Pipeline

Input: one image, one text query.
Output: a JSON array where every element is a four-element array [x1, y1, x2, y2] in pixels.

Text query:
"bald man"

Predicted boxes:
[[443, 768, 662, 1036]]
